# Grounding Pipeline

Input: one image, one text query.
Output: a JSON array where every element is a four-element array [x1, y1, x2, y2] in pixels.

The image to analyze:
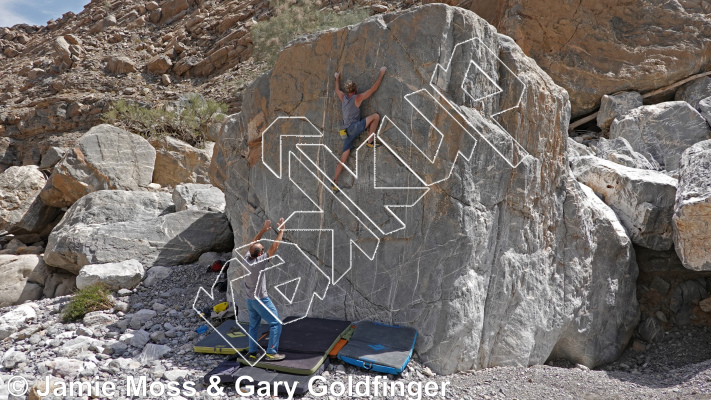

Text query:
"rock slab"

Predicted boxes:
[[76, 259, 145, 290], [473, 0, 711, 117], [44, 190, 233, 274], [572, 156, 677, 251], [151, 136, 213, 187], [597, 92, 643, 131], [172, 183, 225, 212], [675, 76, 711, 109], [0, 166, 58, 234], [595, 137, 660, 171], [41, 124, 157, 208], [610, 102, 711, 171], [0, 254, 50, 308], [673, 140, 711, 271]]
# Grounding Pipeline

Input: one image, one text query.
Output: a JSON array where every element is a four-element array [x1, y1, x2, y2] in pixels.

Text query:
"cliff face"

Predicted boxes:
[[212, 4, 638, 374], [463, 0, 711, 117]]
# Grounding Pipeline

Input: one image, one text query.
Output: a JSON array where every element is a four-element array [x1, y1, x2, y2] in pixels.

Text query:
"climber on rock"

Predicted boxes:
[[332, 66, 386, 193]]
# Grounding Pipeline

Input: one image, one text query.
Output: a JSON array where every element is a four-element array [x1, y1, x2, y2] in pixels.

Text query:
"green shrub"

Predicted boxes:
[[62, 283, 114, 323], [252, 0, 369, 67], [102, 94, 228, 148]]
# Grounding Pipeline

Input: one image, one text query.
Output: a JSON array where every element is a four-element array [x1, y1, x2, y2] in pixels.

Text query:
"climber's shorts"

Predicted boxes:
[[342, 118, 367, 152]]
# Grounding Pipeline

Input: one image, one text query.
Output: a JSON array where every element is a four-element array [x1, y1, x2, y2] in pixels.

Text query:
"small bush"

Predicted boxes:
[[62, 283, 113, 323], [252, 0, 369, 67], [102, 94, 228, 148]]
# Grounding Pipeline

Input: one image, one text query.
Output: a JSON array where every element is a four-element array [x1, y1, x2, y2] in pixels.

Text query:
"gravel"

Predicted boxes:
[[0, 255, 709, 400]]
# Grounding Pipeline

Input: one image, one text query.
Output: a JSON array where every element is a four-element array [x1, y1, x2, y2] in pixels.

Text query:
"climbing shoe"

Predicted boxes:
[[264, 353, 286, 361], [366, 141, 381, 148], [332, 185, 340, 194]]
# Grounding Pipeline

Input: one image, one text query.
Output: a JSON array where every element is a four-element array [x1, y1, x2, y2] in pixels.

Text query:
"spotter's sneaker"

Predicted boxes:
[[366, 141, 381, 148], [264, 353, 286, 361], [332, 185, 340, 194]]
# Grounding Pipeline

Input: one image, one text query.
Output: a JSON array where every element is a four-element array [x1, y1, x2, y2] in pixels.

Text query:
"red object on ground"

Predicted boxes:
[[211, 260, 224, 272]]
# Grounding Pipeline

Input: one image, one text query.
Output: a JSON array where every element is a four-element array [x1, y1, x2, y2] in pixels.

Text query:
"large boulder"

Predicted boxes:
[[549, 180, 639, 367], [571, 156, 677, 251], [596, 92, 643, 131], [609, 102, 711, 171], [172, 183, 225, 212], [44, 190, 233, 274], [211, 5, 638, 373], [40, 125, 157, 208], [76, 259, 145, 290], [673, 140, 711, 271], [675, 77, 711, 109], [465, 0, 711, 117], [595, 137, 660, 171], [150, 137, 213, 187], [0, 166, 58, 234], [0, 255, 51, 307]]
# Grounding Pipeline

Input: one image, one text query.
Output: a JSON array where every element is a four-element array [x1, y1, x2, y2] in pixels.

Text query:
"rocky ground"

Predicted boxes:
[[0, 256, 710, 400], [0, 0, 420, 167]]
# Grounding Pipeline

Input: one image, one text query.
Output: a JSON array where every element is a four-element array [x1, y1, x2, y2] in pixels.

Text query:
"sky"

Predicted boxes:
[[0, 0, 89, 28]]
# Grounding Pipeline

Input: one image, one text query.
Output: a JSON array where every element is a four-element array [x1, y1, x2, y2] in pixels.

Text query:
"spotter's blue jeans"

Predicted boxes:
[[246, 297, 281, 354]]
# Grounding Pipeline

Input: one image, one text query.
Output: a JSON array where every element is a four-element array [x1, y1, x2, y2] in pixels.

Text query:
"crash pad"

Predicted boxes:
[[237, 316, 353, 375], [337, 321, 417, 375], [193, 320, 269, 354], [204, 357, 330, 395]]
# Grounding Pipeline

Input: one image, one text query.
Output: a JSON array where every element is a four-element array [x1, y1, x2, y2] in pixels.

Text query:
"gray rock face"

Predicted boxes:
[[675, 77, 711, 109], [698, 96, 711, 127], [44, 190, 233, 274], [673, 140, 711, 271], [212, 5, 638, 373], [571, 156, 677, 251], [609, 102, 711, 171], [549, 179, 639, 367], [597, 92, 643, 131], [595, 137, 660, 170], [151, 137, 213, 187], [76, 259, 145, 290], [40, 146, 67, 170], [172, 183, 225, 212], [41, 124, 157, 208], [0, 255, 51, 307], [0, 166, 58, 234]]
